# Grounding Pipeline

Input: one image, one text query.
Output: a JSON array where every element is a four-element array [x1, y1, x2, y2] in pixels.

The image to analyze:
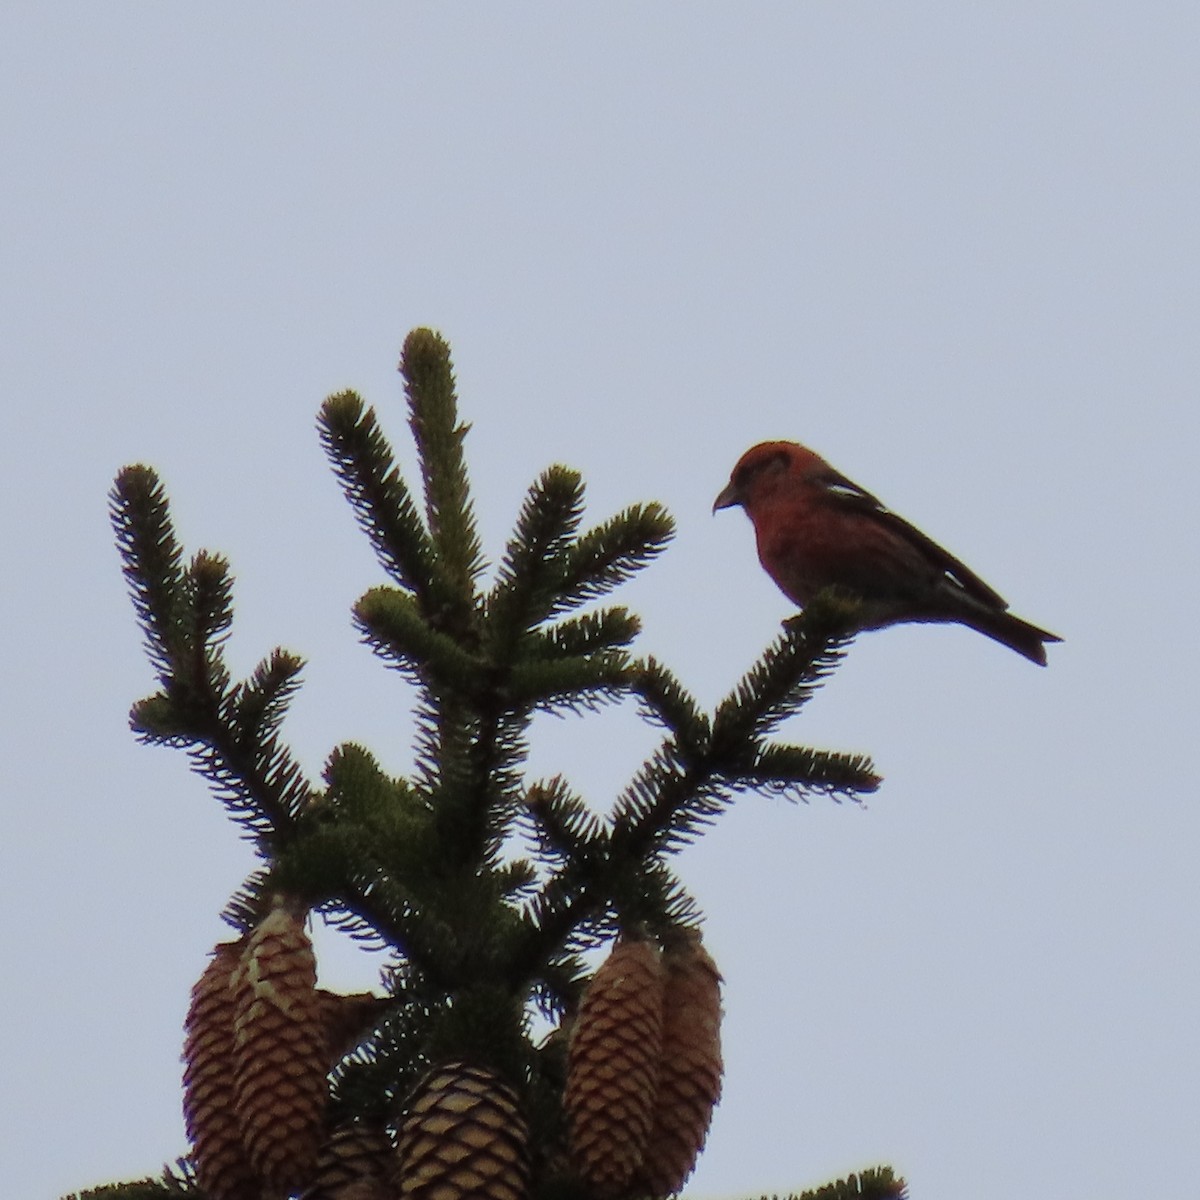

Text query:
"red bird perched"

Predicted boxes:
[[714, 441, 1061, 665]]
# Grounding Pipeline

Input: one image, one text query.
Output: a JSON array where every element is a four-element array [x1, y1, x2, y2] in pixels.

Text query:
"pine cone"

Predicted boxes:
[[565, 936, 665, 1197], [301, 1122, 393, 1200], [231, 901, 329, 1193], [182, 940, 259, 1200], [636, 932, 723, 1197], [395, 1061, 530, 1200]]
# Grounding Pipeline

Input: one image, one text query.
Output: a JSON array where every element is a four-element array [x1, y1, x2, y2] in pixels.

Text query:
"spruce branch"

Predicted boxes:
[[406, 673, 532, 890], [522, 776, 607, 862], [507, 651, 632, 713], [738, 743, 881, 799], [60, 1183, 185, 1200], [318, 389, 438, 604], [611, 740, 727, 857], [219, 866, 271, 932], [187, 712, 314, 844], [514, 746, 708, 969], [780, 1164, 910, 1200], [594, 845, 700, 931], [494, 857, 539, 899], [293, 842, 432, 959], [527, 607, 642, 660], [487, 465, 587, 646], [517, 867, 620, 971], [328, 997, 439, 1120], [552, 500, 675, 614], [712, 591, 861, 753], [61, 1158, 199, 1199], [109, 465, 188, 685], [111, 464, 316, 845], [355, 585, 485, 692], [401, 328, 485, 608], [426, 700, 521, 864], [513, 605, 875, 979], [321, 741, 432, 836], [183, 550, 234, 648], [230, 648, 305, 747], [631, 655, 710, 751], [528, 951, 590, 1018], [612, 606, 874, 854]]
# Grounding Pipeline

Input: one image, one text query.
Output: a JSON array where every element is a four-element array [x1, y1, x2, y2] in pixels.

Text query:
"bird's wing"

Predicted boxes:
[[814, 467, 1010, 610]]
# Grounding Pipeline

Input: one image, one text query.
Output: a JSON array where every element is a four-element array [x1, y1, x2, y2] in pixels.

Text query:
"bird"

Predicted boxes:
[[713, 440, 1061, 665]]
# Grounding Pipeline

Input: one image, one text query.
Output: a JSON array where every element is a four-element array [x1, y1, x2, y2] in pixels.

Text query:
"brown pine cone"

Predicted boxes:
[[395, 1061, 530, 1200], [231, 900, 330, 1194], [636, 931, 724, 1197], [182, 940, 259, 1200], [564, 935, 666, 1197], [300, 1121, 394, 1200]]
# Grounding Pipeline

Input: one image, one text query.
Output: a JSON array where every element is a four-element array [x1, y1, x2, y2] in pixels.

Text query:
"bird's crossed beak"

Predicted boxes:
[[712, 480, 741, 513]]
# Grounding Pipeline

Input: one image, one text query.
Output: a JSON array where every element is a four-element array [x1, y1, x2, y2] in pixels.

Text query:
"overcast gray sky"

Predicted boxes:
[[3, 6, 1198, 1199]]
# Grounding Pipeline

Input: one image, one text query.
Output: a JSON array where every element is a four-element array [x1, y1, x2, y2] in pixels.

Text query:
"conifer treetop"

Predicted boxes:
[[98, 328, 891, 1200]]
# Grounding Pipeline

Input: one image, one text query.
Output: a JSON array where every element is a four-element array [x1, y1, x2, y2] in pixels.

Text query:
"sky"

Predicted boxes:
[[3, 5, 1198, 1198]]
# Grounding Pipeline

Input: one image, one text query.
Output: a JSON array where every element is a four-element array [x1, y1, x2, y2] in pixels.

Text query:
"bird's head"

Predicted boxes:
[[713, 441, 815, 514]]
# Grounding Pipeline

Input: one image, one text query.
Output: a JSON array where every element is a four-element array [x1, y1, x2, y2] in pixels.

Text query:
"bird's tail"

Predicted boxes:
[[964, 607, 1062, 666]]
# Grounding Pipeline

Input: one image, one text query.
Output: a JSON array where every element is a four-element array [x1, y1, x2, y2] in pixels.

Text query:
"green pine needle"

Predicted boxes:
[[741, 743, 881, 801], [231, 648, 305, 741], [182, 550, 233, 646], [713, 593, 860, 751], [506, 650, 632, 712], [318, 389, 438, 603], [779, 1164, 909, 1200], [401, 328, 485, 599], [527, 606, 642, 660], [523, 776, 606, 859], [109, 464, 187, 684], [354, 585, 484, 693], [632, 655, 710, 750], [552, 500, 675, 614], [487, 465, 587, 644]]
